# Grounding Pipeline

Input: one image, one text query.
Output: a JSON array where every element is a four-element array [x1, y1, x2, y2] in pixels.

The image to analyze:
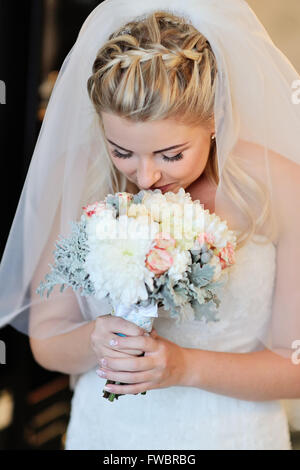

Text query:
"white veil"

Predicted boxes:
[[0, 0, 299, 424]]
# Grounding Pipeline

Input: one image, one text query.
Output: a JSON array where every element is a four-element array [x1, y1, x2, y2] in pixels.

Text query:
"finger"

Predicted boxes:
[[97, 348, 144, 371], [99, 347, 134, 360], [108, 316, 144, 337], [101, 354, 153, 372], [98, 368, 153, 385], [103, 381, 154, 396], [108, 333, 156, 353], [105, 333, 144, 356], [121, 348, 144, 356]]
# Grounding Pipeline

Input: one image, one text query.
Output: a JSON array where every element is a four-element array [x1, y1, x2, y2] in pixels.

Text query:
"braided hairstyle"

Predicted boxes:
[[87, 11, 217, 126]]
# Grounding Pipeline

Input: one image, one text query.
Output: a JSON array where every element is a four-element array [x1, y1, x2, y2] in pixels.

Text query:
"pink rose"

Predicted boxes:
[[197, 232, 215, 247], [146, 247, 173, 275], [218, 242, 235, 269], [154, 232, 176, 250], [82, 201, 106, 217]]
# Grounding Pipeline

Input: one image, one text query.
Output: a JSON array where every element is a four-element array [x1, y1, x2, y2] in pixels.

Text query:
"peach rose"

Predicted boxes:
[[154, 232, 176, 250], [145, 247, 173, 275], [218, 242, 235, 269], [197, 232, 215, 247]]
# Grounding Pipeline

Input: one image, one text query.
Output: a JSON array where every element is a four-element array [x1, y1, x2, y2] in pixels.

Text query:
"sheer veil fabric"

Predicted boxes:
[[0, 0, 299, 423]]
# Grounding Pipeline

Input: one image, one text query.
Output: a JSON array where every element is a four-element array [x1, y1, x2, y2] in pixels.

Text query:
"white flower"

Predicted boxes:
[[85, 208, 117, 241], [200, 210, 237, 249], [84, 215, 160, 306], [191, 204, 206, 233], [141, 192, 170, 222], [168, 248, 192, 282], [164, 187, 193, 205], [127, 203, 149, 218], [141, 187, 193, 223]]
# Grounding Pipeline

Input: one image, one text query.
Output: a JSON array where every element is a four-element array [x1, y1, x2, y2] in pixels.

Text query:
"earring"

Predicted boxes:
[[211, 133, 216, 140]]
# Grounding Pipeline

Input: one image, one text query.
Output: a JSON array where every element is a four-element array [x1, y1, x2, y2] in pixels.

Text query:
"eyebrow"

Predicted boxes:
[[106, 138, 189, 154]]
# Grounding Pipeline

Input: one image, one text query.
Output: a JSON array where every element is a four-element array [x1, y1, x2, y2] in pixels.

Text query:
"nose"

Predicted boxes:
[[136, 158, 161, 190]]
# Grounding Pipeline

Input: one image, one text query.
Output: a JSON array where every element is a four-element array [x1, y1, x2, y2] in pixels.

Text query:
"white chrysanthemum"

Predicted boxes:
[[192, 204, 206, 233], [168, 248, 192, 282], [159, 202, 197, 250], [164, 187, 193, 205], [127, 203, 149, 218], [141, 188, 193, 223], [85, 208, 117, 241], [139, 188, 237, 250], [84, 215, 160, 306], [142, 191, 166, 205], [202, 211, 237, 249], [142, 192, 170, 222]]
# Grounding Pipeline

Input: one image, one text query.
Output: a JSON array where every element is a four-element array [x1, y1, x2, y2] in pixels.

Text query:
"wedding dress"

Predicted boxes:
[[64, 234, 292, 450]]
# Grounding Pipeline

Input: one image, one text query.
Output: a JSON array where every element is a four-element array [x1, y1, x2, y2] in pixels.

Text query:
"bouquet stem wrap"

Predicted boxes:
[[102, 302, 158, 402]]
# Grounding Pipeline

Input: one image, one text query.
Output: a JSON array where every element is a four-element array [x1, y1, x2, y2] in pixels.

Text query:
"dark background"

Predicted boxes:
[[0, 0, 101, 450]]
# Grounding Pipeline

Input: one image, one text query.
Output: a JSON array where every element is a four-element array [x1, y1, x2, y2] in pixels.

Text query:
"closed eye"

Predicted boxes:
[[111, 149, 184, 162]]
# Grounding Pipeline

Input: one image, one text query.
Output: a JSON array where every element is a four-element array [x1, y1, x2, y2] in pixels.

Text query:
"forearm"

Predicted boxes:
[[30, 320, 98, 375], [181, 347, 300, 401]]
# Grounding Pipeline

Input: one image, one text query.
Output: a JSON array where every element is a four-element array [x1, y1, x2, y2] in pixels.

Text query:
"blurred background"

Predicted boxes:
[[0, 0, 299, 450]]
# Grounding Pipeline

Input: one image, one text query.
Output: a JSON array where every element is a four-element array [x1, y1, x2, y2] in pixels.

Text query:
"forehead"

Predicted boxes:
[[101, 111, 188, 133], [100, 111, 206, 147]]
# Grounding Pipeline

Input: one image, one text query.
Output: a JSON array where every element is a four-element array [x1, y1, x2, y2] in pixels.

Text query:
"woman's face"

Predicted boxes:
[[101, 111, 215, 194]]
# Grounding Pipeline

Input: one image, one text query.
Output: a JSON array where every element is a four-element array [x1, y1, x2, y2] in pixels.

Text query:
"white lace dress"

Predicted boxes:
[[64, 235, 292, 450]]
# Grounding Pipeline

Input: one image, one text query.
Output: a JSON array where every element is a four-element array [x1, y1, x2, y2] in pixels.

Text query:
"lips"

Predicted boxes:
[[153, 183, 173, 193]]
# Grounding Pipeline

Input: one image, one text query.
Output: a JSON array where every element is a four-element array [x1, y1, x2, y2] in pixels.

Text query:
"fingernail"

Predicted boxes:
[[96, 369, 106, 377]]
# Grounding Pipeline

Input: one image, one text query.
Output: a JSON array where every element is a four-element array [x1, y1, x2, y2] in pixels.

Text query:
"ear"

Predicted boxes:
[[208, 116, 215, 135]]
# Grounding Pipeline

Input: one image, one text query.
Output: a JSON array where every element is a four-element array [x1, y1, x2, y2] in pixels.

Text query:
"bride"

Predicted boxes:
[[0, 0, 299, 450]]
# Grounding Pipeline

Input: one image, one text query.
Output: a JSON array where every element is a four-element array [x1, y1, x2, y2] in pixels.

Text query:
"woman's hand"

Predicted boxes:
[[90, 314, 146, 365], [96, 327, 188, 395]]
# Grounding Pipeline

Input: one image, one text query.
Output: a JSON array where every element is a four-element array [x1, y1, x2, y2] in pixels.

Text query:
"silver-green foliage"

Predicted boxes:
[[145, 247, 226, 324], [36, 215, 95, 299]]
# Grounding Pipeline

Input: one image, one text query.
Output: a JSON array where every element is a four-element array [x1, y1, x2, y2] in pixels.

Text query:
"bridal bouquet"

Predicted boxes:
[[36, 187, 237, 401]]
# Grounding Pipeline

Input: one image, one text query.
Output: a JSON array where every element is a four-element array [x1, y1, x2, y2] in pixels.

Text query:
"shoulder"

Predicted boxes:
[[234, 139, 300, 181], [234, 139, 300, 238]]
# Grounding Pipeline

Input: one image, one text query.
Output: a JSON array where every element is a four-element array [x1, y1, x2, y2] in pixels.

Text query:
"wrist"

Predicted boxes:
[[179, 347, 197, 388]]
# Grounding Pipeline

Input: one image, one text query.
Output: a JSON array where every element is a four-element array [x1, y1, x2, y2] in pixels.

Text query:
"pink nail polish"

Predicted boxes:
[[96, 369, 106, 377]]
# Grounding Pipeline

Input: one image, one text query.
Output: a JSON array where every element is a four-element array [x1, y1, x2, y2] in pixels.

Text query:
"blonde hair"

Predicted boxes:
[[84, 10, 278, 249]]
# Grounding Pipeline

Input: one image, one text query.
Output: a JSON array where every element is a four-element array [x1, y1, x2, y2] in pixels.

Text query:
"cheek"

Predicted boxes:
[[167, 161, 189, 178], [188, 149, 209, 175], [111, 157, 135, 175]]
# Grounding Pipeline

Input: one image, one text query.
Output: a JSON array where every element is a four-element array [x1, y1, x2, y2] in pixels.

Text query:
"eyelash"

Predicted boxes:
[[111, 149, 184, 162]]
